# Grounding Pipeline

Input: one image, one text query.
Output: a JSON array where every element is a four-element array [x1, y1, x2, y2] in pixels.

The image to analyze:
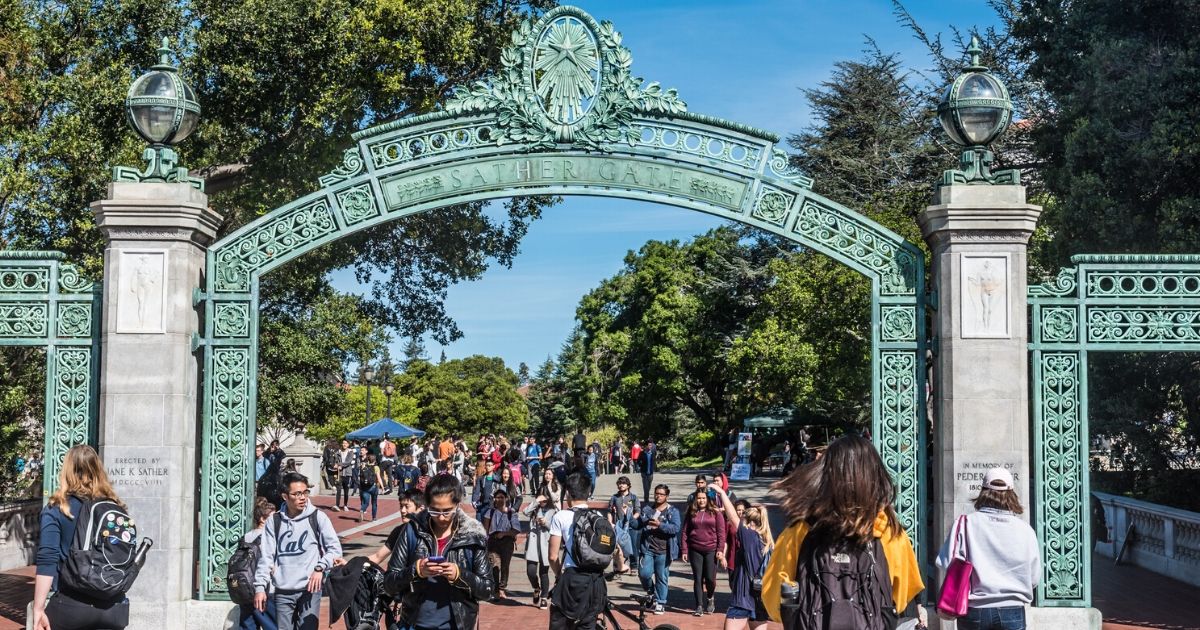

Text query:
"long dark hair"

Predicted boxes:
[[772, 434, 901, 546], [685, 491, 717, 521]]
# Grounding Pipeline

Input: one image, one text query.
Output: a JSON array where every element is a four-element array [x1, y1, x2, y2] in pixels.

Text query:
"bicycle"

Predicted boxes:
[[597, 593, 680, 630]]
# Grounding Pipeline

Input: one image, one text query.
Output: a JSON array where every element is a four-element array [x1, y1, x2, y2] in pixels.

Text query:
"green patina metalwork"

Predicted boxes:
[[113, 38, 204, 190], [194, 6, 927, 597], [0, 251, 101, 497], [937, 37, 1019, 187], [1029, 254, 1200, 607]]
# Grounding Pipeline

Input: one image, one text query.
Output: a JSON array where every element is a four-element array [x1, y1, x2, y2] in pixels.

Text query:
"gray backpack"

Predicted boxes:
[[789, 534, 894, 630]]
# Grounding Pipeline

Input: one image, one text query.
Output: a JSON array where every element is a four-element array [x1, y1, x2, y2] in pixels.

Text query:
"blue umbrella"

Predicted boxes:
[[345, 417, 426, 440]]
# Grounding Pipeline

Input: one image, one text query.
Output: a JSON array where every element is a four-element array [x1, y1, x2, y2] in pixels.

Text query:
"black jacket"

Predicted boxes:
[[383, 508, 493, 630]]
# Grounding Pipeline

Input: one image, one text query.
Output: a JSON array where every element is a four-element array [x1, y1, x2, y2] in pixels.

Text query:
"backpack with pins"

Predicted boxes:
[[786, 531, 895, 630], [570, 508, 616, 573], [59, 498, 153, 602], [226, 535, 262, 605]]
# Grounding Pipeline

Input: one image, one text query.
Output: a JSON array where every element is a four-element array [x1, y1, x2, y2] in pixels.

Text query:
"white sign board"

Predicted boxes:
[[737, 432, 753, 457], [730, 462, 751, 481]]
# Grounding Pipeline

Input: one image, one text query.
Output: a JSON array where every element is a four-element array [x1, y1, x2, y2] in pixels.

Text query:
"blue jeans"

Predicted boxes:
[[638, 550, 670, 604], [959, 606, 1026, 630], [239, 599, 278, 630], [359, 485, 378, 518]]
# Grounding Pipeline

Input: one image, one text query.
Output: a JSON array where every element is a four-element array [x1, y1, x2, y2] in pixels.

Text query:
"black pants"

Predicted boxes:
[[641, 473, 653, 504], [45, 592, 129, 630], [527, 560, 551, 597], [688, 549, 717, 607], [336, 475, 353, 507]]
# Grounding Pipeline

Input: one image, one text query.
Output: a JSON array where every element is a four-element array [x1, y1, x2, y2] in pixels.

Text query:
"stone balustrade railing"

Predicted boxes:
[[1094, 491, 1200, 586], [0, 500, 39, 571]]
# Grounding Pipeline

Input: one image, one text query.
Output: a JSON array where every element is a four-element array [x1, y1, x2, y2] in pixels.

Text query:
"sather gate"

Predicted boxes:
[[191, 6, 926, 597], [15, 5, 1179, 628]]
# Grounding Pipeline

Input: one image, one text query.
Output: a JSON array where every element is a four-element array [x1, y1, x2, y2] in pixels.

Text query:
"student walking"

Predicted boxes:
[[936, 467, 1040, 630], [762, 435, 925, 630], [335, 440, 355, 511], [607, 476, 639, 576], [548, 472, 610, 630], [633, 483, 681, 615], [682, 491, 726, 616], [358, 453, 384, 522], [31, 445, 144, 630], [710, 486, 770, 630], [637, 441, 658, 504], [254, 472, 343, 630], [523, 487, 559, 609], [481, 489, 522, 600], [238, 498, 279, 630], [383, 474, 493, 630], [583, 446, 598, 499]]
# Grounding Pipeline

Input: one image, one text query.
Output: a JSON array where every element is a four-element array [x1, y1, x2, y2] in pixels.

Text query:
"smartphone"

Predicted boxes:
[[427, 555, 446, 564]]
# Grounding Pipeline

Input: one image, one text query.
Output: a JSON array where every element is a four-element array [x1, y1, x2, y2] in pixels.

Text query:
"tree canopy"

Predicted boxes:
[[0, 0, 556, 434]]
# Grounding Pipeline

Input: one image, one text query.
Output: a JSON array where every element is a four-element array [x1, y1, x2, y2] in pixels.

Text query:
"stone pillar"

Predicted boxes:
[[92, 182, 224, 630], [919, 184, 1040, 539], [920, 186, 1101, 629]]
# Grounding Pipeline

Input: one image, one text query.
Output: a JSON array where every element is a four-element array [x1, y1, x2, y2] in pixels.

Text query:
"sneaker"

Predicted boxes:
[[693, 608, 703, 617], [706, 596, 715, 613], [654, 604, 665, 615], [538, 598, 548, 610]]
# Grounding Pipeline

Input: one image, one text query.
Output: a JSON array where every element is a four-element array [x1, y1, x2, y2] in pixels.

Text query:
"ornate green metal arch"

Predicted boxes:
[[195, 6, 927, 597], [0, 251, 101, 497], [1029, 254, 1200, 607]]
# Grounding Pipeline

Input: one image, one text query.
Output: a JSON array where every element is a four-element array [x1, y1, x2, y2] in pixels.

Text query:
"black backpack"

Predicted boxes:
[[59, 498, 152, 602], [787, 534, 894, 630], [359, 464, 378, 491], [226, 535, 262, 605], [569, 508, 615, 573]]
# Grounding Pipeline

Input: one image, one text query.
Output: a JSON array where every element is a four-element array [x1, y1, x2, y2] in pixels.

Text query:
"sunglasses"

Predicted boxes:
[[427, 508, 456, 517]]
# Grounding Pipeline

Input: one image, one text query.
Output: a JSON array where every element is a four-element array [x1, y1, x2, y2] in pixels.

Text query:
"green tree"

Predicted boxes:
[[397, 356, 528, 437], [305, 384, 420, 444], [1008, 0, 1200, 503], [0, 0, 556, 437], [401, 337, 428, 371], [571, 228, 806, 441], [526, 355, 574, 439]]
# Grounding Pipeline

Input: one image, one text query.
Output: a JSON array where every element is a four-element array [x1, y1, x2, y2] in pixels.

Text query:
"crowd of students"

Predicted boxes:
[[30, 432, 1044, 630]]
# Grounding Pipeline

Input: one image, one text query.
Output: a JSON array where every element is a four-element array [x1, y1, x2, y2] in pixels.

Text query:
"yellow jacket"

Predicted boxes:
[[762, 513, 925, 621]]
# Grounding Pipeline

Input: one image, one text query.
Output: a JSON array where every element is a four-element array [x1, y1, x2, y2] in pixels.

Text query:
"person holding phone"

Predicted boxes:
[[383, 474, 493, 630]]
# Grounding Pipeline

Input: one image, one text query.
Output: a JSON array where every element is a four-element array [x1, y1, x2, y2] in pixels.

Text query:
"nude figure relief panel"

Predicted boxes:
[[116, 250, 167, 334], [961, 254, 1010, 338]]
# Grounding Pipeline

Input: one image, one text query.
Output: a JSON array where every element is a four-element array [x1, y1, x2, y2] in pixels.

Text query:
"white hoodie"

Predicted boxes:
[[254, 502, 342, 593], [936, 508, 1041, 608]]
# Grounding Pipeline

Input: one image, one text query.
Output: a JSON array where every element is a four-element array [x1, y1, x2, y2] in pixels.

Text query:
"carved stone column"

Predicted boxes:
[[91, 182, 224, 629], [919, 184, 1041, 534]]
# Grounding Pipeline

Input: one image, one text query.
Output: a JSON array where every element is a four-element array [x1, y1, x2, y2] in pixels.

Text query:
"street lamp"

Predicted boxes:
[[937, 36, 1020, 187], [114, 37, 204, 189], [362, 367, 376, 424], [385, 384, 395, 419]]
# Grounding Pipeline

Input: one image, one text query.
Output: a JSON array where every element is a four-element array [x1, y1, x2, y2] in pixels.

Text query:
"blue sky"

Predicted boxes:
[[331, 0, 1003, 372]]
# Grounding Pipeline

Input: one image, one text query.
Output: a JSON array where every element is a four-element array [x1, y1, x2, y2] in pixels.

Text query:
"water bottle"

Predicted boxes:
[[780, 579, 800, 630]]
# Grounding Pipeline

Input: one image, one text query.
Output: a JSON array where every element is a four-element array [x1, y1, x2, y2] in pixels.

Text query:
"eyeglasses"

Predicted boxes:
[[286, 490, 311, 498], [427, 508, 456, 517]]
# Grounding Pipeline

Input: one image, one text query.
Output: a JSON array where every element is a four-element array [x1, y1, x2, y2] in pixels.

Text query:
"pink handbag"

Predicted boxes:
[[937, 515, 974, 617]]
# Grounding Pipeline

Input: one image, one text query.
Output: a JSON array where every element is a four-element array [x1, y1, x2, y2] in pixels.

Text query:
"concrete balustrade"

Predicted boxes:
[[1094, 491, 1200, 586]]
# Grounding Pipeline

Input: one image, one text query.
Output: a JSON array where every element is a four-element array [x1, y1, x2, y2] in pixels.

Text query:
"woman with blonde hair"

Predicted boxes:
[[31, 445, 134, 630], [709, 484, 771, 629], [762, 434, 924, 629]]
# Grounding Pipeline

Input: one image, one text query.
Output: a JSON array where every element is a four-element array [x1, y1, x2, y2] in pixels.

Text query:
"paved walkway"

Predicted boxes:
[[2, 470, 1199, 629]]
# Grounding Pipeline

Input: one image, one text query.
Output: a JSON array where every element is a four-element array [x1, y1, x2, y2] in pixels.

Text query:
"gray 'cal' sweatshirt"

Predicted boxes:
[[255, 502, 342, 593], [936, 507, 1041, 608]]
